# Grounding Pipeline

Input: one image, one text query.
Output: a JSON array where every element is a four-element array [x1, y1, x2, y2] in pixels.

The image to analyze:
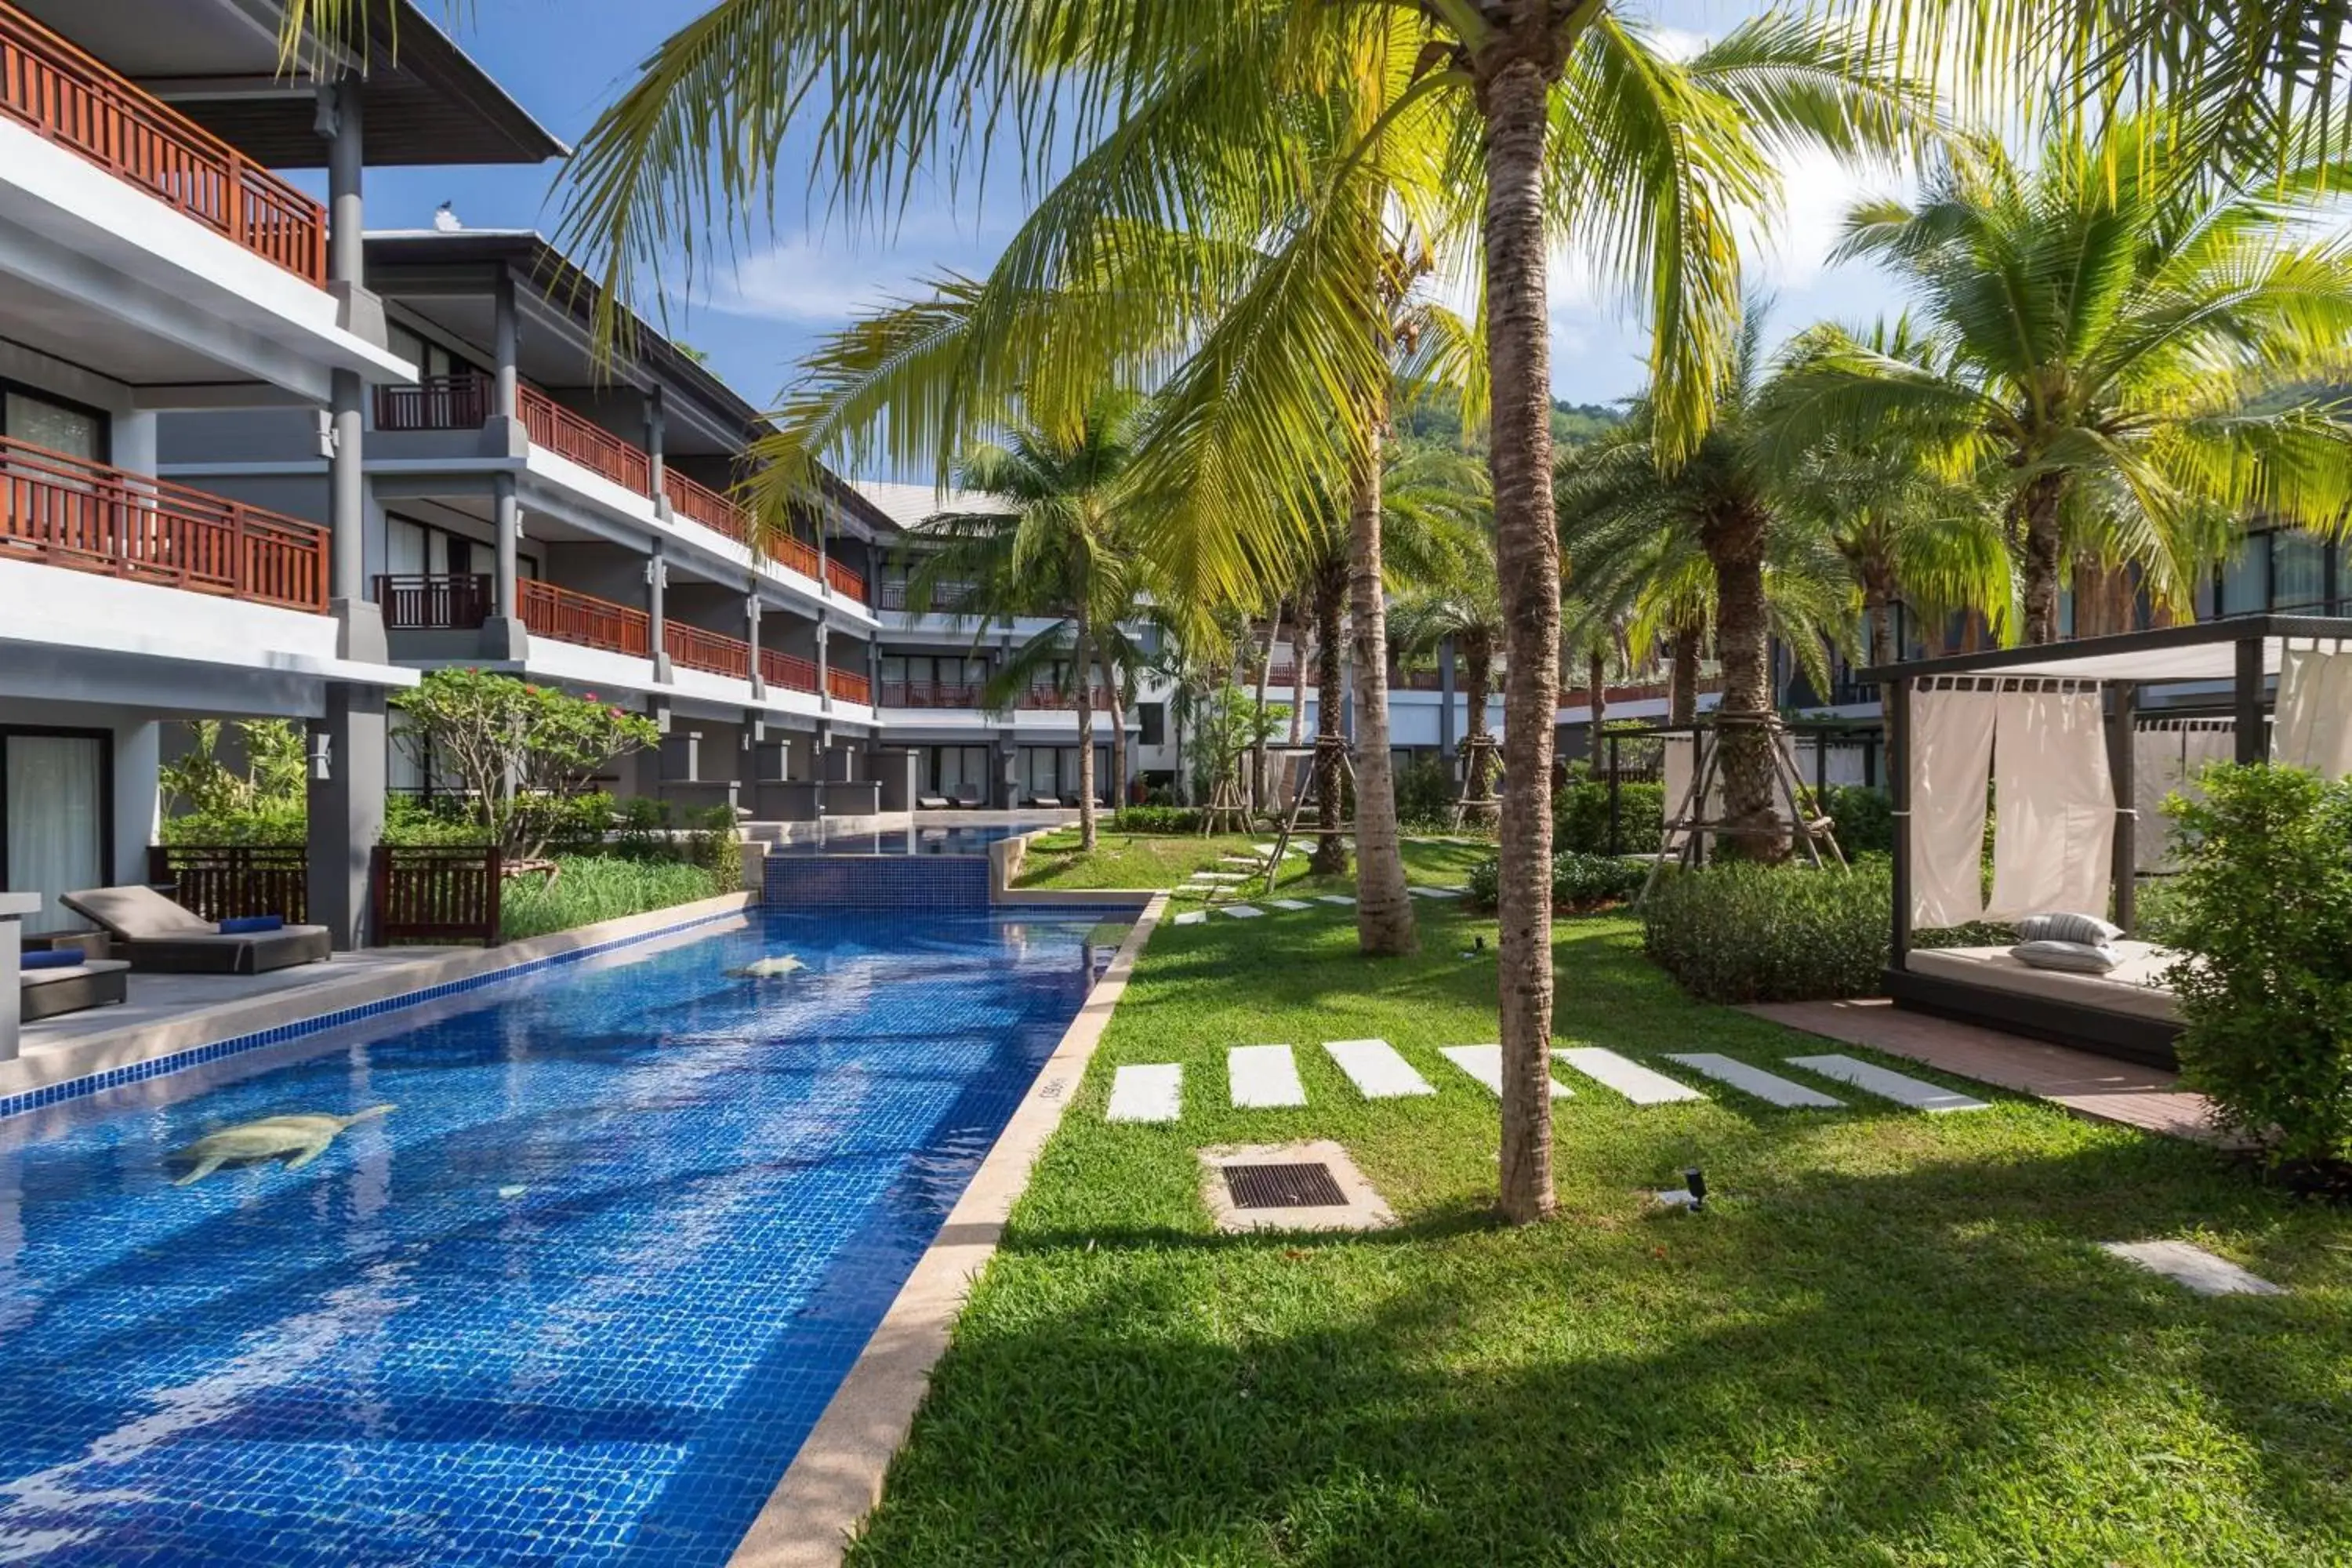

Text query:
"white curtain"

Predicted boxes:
[[2132, 723, 2236, 872], [1907, 683, 1998, 927], [1985, 687, 2115, 921], [2273, 641, 2352, 779], [5, 735, 103, 935]]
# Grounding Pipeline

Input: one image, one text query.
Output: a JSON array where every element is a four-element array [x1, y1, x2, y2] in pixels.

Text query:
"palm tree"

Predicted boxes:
[[524, 2, 1933, 1224], [1559, 310, 1860, 856], [906, 393, 1150, 851], [1763, 111, 2352, 646]]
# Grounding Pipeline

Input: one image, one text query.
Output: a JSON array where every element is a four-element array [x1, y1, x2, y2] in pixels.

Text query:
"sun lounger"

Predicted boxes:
[[916, 794, 952, 810], [1029, 794, 1063, 807], [20, 956, 130, 1021], [60, 886, 332, 975]]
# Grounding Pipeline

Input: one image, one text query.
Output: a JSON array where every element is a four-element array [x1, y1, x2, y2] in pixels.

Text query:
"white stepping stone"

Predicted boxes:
[[1229, 1044, 1305, 1108], [1222, 904, 1265, 919], [1552, 1047, 1707, 1105], [1171, 910, 1207, 927], [1785, 1054, 1990, 1113], [1107, 1064, 1183, 1123], [1323, 1039, 1436, 1099], [1269, 898, 1312, 911], [1189, 871, 1247, 883], [1439, 1044, 1572, 1098], [1665, 1052, 1844, 1109], [1315, 894, 1356, 906], [1407, 886, 1463, 899], [1220, 854, 1265, 865], [2100, 1240, 2284, 1298]]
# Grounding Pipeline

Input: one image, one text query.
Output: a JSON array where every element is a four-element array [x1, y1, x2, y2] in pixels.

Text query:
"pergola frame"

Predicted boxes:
[[1857, 615, 2352, 1062]]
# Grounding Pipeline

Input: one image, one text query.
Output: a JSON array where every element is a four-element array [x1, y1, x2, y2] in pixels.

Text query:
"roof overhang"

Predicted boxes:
[[1856, 616, 2352, 686]]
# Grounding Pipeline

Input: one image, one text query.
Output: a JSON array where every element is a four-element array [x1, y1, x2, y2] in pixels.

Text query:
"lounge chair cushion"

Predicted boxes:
[[2011, 938, 2122, 975], [19, 956, 130, 1021], [2016, 910, 2123, 946], [1905, 941, 2180, 1023], [20, 947, 84, 970], [61, 884, 215, 939], [916, 795, 951, 809]]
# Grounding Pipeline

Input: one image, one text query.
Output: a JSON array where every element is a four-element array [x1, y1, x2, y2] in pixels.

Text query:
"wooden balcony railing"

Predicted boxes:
[[879, 679, 984, 708], [760, 648, 819, 694], [375, 572, 493, 630], [0, 4, 327, 285], [1017, 685, 1113, 710], [827, 666, 872, 705], [518, 577, 649, 656], [1, 434, 327, 611], [663, 619, 750, 679], [375, 373, 494, 433], [824, 556, 869, 603], [664, 470, 748, 543], [518, 384, 651, 495]]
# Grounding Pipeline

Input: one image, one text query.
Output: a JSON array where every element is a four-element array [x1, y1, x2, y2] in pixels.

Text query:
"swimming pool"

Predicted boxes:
[[768, 823, 1028, 856], [0, 908, 1127, 1565]]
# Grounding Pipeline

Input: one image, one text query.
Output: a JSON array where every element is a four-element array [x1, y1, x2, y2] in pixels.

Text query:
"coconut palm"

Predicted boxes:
[[905, 392, 1152, 851], [1762, 111, 2352, 646], [1558, 309, 1860, 857]]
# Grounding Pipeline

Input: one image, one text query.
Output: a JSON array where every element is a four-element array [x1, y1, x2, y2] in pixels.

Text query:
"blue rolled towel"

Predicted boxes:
[[217, 915, 285, 935], [21, 948, 84, 971]]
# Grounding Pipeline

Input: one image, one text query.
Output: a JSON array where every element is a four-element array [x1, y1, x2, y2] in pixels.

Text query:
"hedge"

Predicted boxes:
[[1466, 850, 1648, 914], [1640, 859, 1890, 1004]]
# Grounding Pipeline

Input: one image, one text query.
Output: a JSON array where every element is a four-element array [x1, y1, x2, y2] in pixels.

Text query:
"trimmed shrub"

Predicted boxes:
[[1641, 860, 1891, 1003], [2163, 764, 2352, 1167], [1553, 779, 1665, 855], [1392, 753, 1458, 829], [1110, 805, 1202, 834], [1465, 851, 1649, 914], [499, 856, 719, 942], [1816, 785, 1895, 856]]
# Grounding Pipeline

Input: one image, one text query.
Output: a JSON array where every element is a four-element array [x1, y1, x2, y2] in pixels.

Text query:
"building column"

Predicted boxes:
[[645, 387, 667, 515], [816, 619, 832, 713], [746, 589, 765, 698], [1438, 636, 1457, 762], [310, 77, 384, 949], [492, 265, 519, 420], [648, 549, 673, 682]]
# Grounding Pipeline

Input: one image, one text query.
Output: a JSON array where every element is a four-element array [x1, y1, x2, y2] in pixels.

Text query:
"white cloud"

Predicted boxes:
[[689, 207, 1015, 325]]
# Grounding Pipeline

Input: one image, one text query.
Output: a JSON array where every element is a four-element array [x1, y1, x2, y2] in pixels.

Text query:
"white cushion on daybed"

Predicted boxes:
[[1905, 939, 2183, 1024]]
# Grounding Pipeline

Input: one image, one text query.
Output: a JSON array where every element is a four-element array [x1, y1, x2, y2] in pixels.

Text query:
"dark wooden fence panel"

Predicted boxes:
[[370, 845, 503, 945], [148, 844, 308, 923]]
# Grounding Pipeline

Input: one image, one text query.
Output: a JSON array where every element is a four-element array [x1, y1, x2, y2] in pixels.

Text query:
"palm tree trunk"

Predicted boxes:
[[1348, 401, 1417, 957], [2018, 475, 2067, 644], [1099, 650, 1127, 812], [1586, 647, 1607, 763], [1252, 604, 1281, 814], [1481, 49, 1561, 1225], [1288, 597, 1309, 747], [1710, 507, 1781, 862], [1312, 557, 1348, 877], [1073, 621, 1097, 850], [1864, 564, 1896, 714], [1464, 629, 1494, 800], [1668, 619, 1702, 725]]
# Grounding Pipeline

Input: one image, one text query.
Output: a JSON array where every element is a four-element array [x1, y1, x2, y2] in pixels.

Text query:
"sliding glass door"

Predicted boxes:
[[2, 730, 109, 935]]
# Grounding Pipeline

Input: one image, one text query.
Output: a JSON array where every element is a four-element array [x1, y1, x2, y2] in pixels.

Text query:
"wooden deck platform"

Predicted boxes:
[[1744, 997, 2226, 1143]]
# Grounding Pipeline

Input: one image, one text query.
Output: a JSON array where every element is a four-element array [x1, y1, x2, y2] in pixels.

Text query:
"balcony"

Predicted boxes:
[[1017, 685, 1114, 710], [880, 678, 985, 708], [4, 434, 327, 611], [827, 666, 871, 705], [663, 619, 750, 680], [759, 648, 818, 695], [0, 4, 326, 284], [368, 373, 868, 603], [878, 577, 976, 613]]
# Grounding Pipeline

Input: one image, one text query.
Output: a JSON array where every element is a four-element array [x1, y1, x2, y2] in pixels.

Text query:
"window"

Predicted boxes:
[[2, 387, 105, 461], [1138, 702, 1165, 746], [1, 728, 111, 935], [2220, 534, 2268, 617], [387, 321, 474, 381], [2274, 530, 2327, 612], [385, 513, 529, 580]]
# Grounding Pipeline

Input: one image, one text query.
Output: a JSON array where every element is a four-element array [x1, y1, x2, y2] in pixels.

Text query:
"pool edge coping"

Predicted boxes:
[[727, 887, 1171, 1568]]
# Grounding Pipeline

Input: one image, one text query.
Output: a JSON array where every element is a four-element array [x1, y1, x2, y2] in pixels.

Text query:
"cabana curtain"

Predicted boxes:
[[1984, 687, 2115, 920], [1907, 683, 1997, 927], [2132, 720, 2234, 871], [2273, 641, 2352, 779]]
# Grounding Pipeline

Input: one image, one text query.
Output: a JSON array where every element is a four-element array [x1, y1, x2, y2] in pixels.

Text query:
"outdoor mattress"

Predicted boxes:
[[1904, 940, 2181, 1024]]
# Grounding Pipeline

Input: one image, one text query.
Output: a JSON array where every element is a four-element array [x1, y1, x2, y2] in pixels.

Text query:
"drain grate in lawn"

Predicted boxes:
[[1223, 1161, 1347, 1208]]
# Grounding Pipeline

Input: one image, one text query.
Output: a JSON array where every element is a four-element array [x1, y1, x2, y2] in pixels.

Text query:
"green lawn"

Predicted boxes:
[[1012, 829, 1492, 898], [848, 896, 2352, 1566]]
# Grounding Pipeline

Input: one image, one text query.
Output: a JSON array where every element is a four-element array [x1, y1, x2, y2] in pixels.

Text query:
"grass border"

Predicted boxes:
[[727, 891, 1174, 1568]]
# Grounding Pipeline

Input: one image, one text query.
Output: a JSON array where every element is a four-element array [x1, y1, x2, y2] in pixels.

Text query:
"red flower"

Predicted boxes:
[[583, 691, 598, 701]]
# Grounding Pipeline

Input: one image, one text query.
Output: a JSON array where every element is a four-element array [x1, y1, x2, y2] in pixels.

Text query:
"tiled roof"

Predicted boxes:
[[846, 480, 1017, 535]]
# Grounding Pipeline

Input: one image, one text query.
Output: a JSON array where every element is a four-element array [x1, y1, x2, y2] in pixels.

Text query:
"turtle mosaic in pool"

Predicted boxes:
[[0, 907, 1131, 1566]]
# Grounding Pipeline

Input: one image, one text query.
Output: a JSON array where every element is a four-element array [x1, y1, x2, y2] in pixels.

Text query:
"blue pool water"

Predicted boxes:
[[0, 909, 1126, 1566], [768, 823, 1025, 856]]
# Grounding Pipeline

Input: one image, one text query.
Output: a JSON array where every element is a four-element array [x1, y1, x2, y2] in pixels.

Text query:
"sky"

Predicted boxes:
[[339, 0, 1918, 423]]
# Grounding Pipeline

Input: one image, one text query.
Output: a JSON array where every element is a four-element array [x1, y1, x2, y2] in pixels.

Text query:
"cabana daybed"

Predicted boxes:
[[1865, 615, 2352, 1069]]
